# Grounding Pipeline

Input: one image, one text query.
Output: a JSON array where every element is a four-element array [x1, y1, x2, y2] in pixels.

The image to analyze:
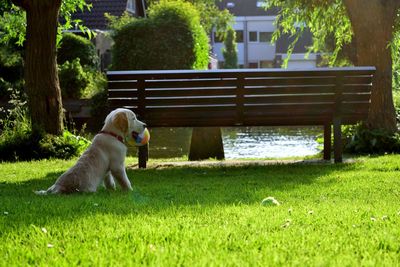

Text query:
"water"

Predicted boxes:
[[142, 126, 322, 159], [222, 127, 321, 159]]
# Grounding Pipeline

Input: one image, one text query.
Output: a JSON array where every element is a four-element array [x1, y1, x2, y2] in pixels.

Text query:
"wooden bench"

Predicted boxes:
[[107, 67, 375, 168]]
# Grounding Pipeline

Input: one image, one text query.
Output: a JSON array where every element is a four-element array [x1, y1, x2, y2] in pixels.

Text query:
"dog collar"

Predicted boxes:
[[99, 131, 125, 144]]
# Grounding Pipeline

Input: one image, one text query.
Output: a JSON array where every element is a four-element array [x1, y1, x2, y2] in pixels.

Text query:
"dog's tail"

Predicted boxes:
[[34, 185, 58, 195]]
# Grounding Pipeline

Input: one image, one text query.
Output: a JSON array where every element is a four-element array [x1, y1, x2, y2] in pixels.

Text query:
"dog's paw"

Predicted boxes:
[[34, 190, 48, 195]]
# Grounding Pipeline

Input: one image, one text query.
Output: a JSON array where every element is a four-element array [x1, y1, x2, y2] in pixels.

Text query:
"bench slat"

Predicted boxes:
[[108, 86, 371, 99], [144, 79, 237, 89], [108, 81, 138, 89], [108, 89, 138, 98], [145, 88, 237, 97], [107, 67, 375, 80], [140, 115, 368, 127], [144, 96, 236, 106]]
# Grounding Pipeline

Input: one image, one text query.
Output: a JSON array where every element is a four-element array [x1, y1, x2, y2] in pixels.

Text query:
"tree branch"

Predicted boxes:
[[10, 0, 28, 10]]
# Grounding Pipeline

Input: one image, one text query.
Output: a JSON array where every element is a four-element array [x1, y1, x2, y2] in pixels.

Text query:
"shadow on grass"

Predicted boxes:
[[0, 162, 356, 229]]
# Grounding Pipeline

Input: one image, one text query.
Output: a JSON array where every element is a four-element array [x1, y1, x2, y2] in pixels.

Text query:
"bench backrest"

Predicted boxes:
[[107, 67, 375, 127]]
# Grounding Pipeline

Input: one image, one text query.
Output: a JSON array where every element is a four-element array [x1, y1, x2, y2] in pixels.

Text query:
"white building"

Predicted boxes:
[[212, 0, 319, 69]]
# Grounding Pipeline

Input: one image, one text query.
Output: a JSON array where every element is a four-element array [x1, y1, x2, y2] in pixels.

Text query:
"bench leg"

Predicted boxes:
[[333, 117, 343, 163], [138, 144, 148, 169], [323, 123, 331, 160]]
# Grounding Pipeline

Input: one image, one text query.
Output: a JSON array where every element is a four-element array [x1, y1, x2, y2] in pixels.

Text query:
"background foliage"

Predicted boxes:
[[0, 95, 90, 162], [58, 59, 90, 99], [265, 0, 352, 67], [146, 0, 233, 35], [222, 27, 238, 69], [112, 0, 209, 70], [57, 32, 99, 69]]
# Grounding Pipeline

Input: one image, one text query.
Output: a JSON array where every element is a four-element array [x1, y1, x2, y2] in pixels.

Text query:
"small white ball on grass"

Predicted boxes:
[[261, 196, 280, 206]]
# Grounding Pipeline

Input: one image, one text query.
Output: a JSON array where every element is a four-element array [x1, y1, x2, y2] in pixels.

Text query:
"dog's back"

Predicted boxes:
[[35, 135, 114, 194]]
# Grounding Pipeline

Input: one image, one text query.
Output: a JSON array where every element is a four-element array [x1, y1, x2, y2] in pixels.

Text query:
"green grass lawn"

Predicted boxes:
[[1, 155, 400, 266]]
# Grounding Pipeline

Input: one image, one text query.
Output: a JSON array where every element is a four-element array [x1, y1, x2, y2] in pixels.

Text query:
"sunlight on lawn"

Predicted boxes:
[[1, 155, 399, 266]]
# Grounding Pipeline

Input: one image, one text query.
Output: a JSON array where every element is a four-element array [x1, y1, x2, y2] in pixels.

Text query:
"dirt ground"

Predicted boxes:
[[127, 158, 356, 169]]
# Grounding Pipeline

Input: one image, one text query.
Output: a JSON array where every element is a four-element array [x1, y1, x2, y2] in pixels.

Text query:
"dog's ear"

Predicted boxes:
[[113, 112, 128, 134]]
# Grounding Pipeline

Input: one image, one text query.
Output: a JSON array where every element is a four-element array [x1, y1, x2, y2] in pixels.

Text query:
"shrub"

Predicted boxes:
[[39, 131, 91, 160], [0, 100, 91, 162], [90, 88, 109, 130], [83, 69, 107, 99], [222, 27, 238, 69], [0, 129, 91, 162], [58, 59, 90, 99], [343, 123, 400, 154], [0, 45, 24, 100], [57, 32, 99, 69], [112, 0, 209, 70]]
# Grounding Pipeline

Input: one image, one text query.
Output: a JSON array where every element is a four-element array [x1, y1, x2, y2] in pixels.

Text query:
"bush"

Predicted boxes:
[[222, 27, 238, 69], [84, 70, 107, 99], [112, 0, 209, 70], [57, 32, 99, 69], [58, 59, 90, 99], [90, 88, 109, 130], [0, 45, 24, 100], [39, 131, 91, 160], [0, 129, 91, 162], [0, 101, 91, 162], [343, 123, 400, 154]]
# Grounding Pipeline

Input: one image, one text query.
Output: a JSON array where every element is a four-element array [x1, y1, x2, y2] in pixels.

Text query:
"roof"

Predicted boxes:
[[216, 0, 279, 16], [71, 0, 132, 31]]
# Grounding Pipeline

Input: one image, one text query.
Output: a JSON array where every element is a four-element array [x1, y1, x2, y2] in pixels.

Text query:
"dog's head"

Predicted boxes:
[[104, 108, 146, 140]]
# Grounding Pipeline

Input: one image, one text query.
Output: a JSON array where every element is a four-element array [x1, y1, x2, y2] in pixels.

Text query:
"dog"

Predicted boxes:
[[35, 108, 146, 194]]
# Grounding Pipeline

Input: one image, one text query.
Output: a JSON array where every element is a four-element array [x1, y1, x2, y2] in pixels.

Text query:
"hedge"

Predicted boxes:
[[112, 0, 209, 70]]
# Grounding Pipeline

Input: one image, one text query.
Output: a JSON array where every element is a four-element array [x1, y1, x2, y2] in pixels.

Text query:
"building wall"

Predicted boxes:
[[212, 15, 318, 69], [280, 53, 317, 69]]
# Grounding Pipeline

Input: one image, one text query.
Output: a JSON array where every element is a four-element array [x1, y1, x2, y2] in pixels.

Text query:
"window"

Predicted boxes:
[[127, 0, 136, 13], [235, 30, 244, 43], [249, 31, 258, 42], [249, 62, 259, 68], [260, 60, 273, 68], [256, 1, 267, 8], [259, 32, 273, 43]]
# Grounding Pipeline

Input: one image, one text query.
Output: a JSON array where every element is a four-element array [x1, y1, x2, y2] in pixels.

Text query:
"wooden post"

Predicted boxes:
[[333, 74, 344, 163], [236, 74, 245, 125], [333, 117, 342, 163], [323, 123, 331, 160], [137, 78, 148, 168], [188, 127, 225, 160], [137, 78, 146, 118], [138, 144, 148, 168]]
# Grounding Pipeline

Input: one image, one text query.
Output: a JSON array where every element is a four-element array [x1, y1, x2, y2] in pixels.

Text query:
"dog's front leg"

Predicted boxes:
[[110, 164, 132, 191], [104, 171, 116, 190]]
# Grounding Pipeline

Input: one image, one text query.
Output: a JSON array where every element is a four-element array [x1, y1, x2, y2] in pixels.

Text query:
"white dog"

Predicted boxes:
[[35, 108, 146, 194]]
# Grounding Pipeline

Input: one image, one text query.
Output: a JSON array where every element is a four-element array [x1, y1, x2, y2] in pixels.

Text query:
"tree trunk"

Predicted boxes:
[[13, 0, 63, 135], [343, 0, 400, 133], [189, 127, 225, 160]]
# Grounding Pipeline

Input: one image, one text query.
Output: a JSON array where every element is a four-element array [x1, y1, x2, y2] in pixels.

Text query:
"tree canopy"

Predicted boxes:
[[147, 0, 233, 34], [1, 0, 92, 47], [0, 0, 92, 134], [266, 0, 400, 132]]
